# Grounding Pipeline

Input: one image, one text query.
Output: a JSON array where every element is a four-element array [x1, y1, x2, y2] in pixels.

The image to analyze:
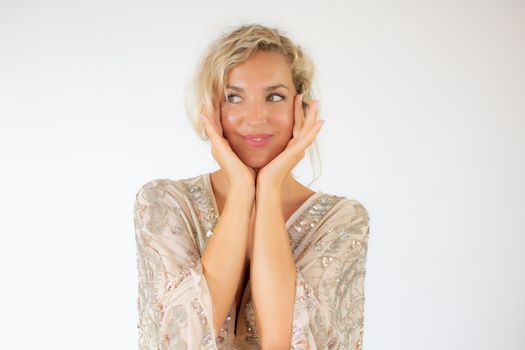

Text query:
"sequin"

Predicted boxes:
[[243, 299, 260, 346], [134, 174, 371, 349], [191, 299, 215, 348], [183, 177, 219, 251], [171, 225, 182, 235], [321, 256, 334, 267], [288, 193, 342, 252]]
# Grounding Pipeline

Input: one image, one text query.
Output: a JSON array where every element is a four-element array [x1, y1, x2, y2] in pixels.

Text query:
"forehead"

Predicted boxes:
[[225, 51, 293, 87]]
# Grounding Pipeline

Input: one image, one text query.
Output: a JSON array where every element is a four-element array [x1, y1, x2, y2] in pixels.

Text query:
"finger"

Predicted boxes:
[[212, 108, 224, 136], [282, 120, 323, 165], [292, 94, 304, 139], [205, 109, 220, 135], [287, 118, 324, 158], [299, 100, 319, 140], [202, 113, 232, 165], [298, 119, 324, 148], [201, 113, 220, 142]]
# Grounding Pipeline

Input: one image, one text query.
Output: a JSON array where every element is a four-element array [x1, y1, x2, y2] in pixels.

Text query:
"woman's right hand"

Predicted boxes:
[[201, 109, 256, 189]]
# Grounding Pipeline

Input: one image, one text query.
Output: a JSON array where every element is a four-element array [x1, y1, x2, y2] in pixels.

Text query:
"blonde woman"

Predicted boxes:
[[133, 23, 371, 349]]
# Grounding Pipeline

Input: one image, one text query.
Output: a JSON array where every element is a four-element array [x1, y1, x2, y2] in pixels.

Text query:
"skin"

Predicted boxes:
[[200, 50, 324, 349]]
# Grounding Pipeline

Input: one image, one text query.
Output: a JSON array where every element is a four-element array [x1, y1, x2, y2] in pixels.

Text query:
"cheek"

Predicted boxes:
[[219, 105, 241, 133], [220, 102, 295, 133], [272, 103, 294, 131]]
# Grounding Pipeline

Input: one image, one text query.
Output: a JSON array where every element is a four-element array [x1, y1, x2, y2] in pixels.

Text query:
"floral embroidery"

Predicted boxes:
[[134, 175, 370, 349], [191, 299, 215, 349], [180, 175, 219, 254], [287, 198, 371, 349], [134, 179, 218, 349], [289, 195, 343, 252], [161, 304, 188, 349]]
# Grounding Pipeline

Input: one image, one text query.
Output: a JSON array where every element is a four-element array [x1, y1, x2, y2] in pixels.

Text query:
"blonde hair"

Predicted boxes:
[[184, 23, 323, 186]]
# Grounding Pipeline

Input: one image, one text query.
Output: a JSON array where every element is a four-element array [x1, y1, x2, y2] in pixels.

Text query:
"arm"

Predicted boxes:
[[290, 199, 371, 349], [134, 180, 217, 348], [201, 184, 255, 337], [199, 110, 258, 337], [250, 184, 297, 349], [249, 94, 324, 348]]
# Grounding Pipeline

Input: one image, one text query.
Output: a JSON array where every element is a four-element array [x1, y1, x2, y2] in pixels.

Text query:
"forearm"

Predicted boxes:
[[250, 186, 296, 349], [202, 184, 254, 337]]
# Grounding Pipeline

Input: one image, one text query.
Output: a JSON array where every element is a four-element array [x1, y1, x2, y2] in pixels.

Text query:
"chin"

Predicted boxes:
[[243, 157, 270, 170], [238, 152, 274, 170], [232, 140, 288, 170]]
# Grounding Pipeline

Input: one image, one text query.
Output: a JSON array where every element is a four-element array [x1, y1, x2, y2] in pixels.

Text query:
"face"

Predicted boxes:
[[220, 50, 296, 170]]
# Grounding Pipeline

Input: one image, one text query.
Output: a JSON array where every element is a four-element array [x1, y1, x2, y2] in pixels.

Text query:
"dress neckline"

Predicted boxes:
[[203, 172, 323, 230]]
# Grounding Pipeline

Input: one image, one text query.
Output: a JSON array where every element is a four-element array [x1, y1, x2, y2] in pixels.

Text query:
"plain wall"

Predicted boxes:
[[0, 0, 523, 349]]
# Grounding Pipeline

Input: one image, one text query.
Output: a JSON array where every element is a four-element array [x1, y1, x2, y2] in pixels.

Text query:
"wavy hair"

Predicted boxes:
[[185, 23, 323, 186]]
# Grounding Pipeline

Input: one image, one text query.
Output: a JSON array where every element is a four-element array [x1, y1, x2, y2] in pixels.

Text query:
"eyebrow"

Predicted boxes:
[[225, 84, 289, 92]]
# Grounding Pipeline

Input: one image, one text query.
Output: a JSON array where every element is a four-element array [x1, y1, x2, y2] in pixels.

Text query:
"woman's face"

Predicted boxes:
[[220, 50, 296, 170]]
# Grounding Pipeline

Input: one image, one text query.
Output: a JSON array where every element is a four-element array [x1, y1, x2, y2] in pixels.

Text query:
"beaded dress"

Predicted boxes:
[[133, 173, 370, 349]]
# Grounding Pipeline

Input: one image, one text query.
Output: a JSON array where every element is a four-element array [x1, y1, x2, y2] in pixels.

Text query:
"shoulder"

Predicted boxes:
[[320, 194, 370, 237], [133, 173, 210, 226], [134, 174, 207, 217], [133, 174, 207, 237], [321, 191, 369, 221], [135, 178, 175, 200], [341, 197, 370, 224]]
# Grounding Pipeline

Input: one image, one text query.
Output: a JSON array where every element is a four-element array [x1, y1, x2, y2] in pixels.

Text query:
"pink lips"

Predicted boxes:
[[242, 134, 273, 148]]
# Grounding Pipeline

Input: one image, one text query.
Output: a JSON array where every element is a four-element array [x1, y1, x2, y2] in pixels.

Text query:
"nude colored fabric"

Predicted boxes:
[[133, 173, 370, 349]]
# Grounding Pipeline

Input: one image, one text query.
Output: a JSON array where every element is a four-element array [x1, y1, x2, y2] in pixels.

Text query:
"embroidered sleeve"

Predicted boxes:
[[133, 179, 218, 350], [290, 199, 370, 349]]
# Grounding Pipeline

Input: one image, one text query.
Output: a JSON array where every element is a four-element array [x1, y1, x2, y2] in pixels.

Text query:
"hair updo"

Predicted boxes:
[[185, 23, 322, 185]]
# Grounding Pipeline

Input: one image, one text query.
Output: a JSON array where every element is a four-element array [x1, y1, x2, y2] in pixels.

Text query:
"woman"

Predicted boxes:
[[134, 24, 371, 349]]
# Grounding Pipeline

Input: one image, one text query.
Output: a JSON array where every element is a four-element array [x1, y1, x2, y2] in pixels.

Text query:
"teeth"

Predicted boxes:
[[254, 137, 262, 141]]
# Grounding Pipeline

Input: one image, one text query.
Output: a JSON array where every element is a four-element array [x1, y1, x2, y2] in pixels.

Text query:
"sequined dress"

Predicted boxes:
[[133, 173, 370, 349]]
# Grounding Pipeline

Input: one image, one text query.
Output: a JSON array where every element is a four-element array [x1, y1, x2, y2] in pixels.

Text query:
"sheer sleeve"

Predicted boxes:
[[133, 179, 218, 350], [290, 198, 370, 350]]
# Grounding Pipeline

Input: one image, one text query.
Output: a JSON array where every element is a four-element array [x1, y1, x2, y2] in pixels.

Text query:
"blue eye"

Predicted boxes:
[[268, 93, 286, 102], [226, 94, 241, 103]]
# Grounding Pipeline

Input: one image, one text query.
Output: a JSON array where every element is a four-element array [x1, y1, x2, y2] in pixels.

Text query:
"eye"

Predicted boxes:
[[268, 93, 286, 102], [226, 94, 241, 103]]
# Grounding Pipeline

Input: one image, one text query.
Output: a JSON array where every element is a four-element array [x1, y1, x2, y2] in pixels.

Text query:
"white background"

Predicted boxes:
[[1, 0, 524, 349]]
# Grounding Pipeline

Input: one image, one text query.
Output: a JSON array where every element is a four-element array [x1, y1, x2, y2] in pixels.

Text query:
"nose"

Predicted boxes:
[[243, 99, 268, 126]]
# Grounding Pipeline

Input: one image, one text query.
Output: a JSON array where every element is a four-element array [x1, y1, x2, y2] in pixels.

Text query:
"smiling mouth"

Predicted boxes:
[[242, 134, 273, 148]]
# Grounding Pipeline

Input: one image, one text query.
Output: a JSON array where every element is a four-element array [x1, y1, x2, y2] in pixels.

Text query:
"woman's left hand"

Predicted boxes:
[[256, 94, 324, 190]]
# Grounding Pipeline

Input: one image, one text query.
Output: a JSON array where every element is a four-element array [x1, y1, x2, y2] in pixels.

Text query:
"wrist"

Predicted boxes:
[[255, 182, 281, 200], [228, 183, 256, 199]]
